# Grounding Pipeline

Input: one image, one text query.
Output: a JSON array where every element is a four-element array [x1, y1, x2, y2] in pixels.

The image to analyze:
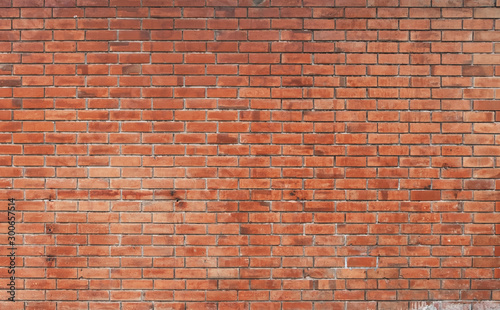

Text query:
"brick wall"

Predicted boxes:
[[0, 0, 499, 309]]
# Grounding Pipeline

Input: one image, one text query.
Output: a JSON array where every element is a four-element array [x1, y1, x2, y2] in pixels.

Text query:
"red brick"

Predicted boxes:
[[1, 1, 498, 308]]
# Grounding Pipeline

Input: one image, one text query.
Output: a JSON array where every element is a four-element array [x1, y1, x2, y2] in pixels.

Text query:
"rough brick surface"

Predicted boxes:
[[0, 0, 499, 309]]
